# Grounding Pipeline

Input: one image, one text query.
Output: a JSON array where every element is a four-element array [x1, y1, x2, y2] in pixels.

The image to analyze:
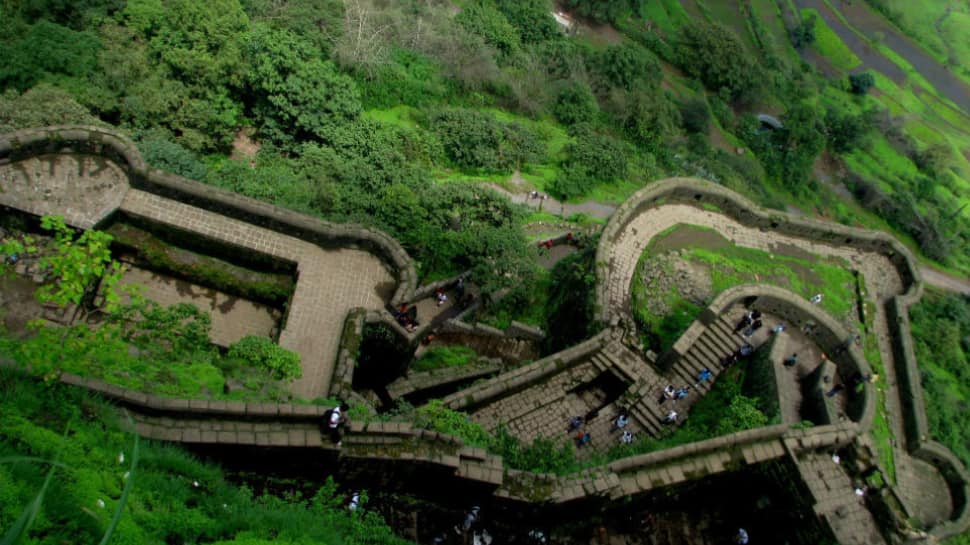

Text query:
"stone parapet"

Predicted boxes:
[[0, 125, 417, 306], [595, 177, 922, 325], [440, 329, 610, 411]]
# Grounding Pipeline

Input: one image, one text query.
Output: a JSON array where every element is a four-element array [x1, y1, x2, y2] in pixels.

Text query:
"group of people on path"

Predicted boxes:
[[567, 408, 638, 447]]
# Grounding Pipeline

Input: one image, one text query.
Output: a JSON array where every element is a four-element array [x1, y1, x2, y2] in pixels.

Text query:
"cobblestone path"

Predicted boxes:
[[604, 204, 901, 322], [794, 451, 887, 544], [122, 190, 394, 399]]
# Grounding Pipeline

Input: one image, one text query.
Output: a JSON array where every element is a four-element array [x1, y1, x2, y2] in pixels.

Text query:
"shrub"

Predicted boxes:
[[414, 400, 494, 447], [455, 2, 521, 57], [848, 72, 875, 95], [552, 80, 599, 125], [824, 109, 873, 153], [550, 125, 629, 199], [790, 13, 817, 49], [678, 22, 758, 99], [493, 0, 559, 44], [679, 97, 711, 134], [427, 108, 543, 172], [228, 336, 302, 381], [596, 42, 661, 91], [139, 135, 208, 181], [915, 143, 954, 178]]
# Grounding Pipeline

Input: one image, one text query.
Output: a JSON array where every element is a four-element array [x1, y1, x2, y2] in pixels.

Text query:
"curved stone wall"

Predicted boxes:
[[594, 177, 968, 537], [594, 177, 922, 324], [0, 126, 418, 306], [702, 284, 876, 429]]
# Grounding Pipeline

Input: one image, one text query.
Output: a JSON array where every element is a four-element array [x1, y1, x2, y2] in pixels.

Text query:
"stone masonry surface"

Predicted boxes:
[[3, 128, 967, 542], [116, 266, 280, 347], [121, 189, 394, 398], [0, 154, 130, 229]]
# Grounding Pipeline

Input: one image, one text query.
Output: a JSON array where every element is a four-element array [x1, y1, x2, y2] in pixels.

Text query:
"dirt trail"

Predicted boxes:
[[795, 0, 970, 111], [484, 183, 616, 219], [794, 0, 906, 81]]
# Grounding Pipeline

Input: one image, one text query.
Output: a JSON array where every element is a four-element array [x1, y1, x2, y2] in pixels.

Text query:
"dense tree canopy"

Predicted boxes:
[[678, 22, 758, 99]]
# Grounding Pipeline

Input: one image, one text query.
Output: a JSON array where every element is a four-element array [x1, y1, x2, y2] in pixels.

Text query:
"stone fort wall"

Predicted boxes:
[[594, 176, 968, 537], [0, 125, 418, 306]]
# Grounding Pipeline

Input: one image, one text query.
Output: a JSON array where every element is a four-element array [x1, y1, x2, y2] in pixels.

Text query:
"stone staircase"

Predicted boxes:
[[626, 316, 747, 438]]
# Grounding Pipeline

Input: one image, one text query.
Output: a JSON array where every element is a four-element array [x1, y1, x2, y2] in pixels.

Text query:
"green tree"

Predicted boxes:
[[493, 0, 559, 44], [243, 24, 361, 147], [679, 97, 711, 134], [596, 43, 660, 91], [551, 124, 629, 199], [125, 0, 248, 88], [32, 216, 125, 309], [615, 86, 681, 154], [456, 2, 521, 57], [848, 72, 875, 95], [553, 80, 599, 125], [241, 0, 344, 54], [0, 20, 101, 91], [678, 22, 758, 99], [824, 109, 873, 153], [427, 108, 542, 172], [791, 13, 817, 49]]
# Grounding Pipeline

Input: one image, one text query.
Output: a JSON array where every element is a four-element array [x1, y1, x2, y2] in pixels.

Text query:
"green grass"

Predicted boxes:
[[0, 369, 410, 545], [411, 346, 478, 372], [802, 8, 861, 71], [862, 325, 897, 484], [910, 291, 970, 470], [630, 225, 861, 352], [638, 0, 692, 35], [362, 105, 420, 129]]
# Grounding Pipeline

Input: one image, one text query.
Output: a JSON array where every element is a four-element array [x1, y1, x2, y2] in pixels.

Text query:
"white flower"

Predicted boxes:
[[123, 471, 130, 480], [97, 499, 106, 508], [118, 452, 125, 464], [192, 481, 200, 488]]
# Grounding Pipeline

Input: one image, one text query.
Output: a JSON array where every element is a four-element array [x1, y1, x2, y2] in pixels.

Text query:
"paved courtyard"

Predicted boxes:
[[116, 266, 280, 347]]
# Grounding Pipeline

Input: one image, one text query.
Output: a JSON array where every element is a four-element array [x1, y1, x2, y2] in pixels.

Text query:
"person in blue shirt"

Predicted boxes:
[[696, 368, 713, 387]]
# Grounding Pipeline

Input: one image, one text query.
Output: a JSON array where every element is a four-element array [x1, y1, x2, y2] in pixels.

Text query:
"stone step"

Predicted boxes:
[[712, 317, 744, 347], [630, 402, 663, 437], [696, 333, 729, 361], [591, 352, 612, 373], [702, 326, 735, 355]]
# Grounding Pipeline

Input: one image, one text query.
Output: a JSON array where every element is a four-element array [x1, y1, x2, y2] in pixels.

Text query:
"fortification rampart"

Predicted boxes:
[[594, 177, 921, 324], [0, 126, 417, 306]]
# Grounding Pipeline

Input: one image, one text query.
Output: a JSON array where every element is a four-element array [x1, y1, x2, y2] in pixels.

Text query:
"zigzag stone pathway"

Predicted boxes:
[[122, 189, 394, 399], [603, 202, 951, 530], [0, 154, 395, 400]]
